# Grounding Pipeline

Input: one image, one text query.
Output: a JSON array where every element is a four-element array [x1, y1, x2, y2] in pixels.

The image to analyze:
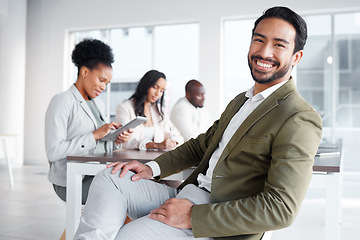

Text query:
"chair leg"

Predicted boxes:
[[124, 216, 132, 225], [2, 138, 14, 187], [59, 229, 66, 240]]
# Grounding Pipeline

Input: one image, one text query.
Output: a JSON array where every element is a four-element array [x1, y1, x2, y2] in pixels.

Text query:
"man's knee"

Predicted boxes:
[[115, 217, 165, 240], [97, 167, 135, 182]]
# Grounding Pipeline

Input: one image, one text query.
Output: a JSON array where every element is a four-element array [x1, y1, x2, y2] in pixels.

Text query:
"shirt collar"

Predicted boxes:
[[245, 79, 289, 100], [184, 97, 197, 109]]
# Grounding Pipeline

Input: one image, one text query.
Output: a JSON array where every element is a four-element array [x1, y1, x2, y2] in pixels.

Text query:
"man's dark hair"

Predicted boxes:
[[130, 70, 166, 120], [252, 6, 307, 54], [71, 38, 114, 76], [185, 79, 202, 93]]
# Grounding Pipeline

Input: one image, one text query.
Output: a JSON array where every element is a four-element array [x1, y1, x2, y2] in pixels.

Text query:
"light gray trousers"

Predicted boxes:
[[74, 168, 213, 240]]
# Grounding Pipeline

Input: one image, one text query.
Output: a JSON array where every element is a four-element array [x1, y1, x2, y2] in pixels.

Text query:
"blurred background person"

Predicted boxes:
[[170, 79, 212, 141], [116, 70, 183, 150]]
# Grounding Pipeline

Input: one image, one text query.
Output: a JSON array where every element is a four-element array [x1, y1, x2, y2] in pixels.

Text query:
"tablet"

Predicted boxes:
[[101, 116, 148, 141]]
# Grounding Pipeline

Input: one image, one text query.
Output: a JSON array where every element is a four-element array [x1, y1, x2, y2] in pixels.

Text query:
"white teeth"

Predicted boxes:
[[257, 61, 272, 68]]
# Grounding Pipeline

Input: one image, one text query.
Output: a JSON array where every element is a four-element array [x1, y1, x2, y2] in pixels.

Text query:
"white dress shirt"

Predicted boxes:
[[147, 81, 288, 188], [170, 97, 213, 141]]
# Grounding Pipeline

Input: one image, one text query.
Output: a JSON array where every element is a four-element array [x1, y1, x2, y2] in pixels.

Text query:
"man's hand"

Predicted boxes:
[[106, 160, 153, 181], [149, 198, 194, 229]]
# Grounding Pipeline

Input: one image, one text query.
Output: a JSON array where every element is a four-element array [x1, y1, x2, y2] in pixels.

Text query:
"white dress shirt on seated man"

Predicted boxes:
[[170, 97, 212, 141]]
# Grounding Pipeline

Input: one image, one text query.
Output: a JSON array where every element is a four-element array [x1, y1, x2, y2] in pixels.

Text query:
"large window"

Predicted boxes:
[[223, 18, 255, 109], [224, 11, 360, 171], [66, 23, 199, 121]]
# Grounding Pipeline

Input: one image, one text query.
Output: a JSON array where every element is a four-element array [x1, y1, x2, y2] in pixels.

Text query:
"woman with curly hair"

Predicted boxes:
[[116, 70, 183, 150], [45, 39, 131, 204]]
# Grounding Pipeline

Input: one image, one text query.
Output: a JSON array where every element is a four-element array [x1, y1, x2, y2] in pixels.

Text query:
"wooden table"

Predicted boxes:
[[66, 144, 342, 240], [314, 143, 342, 173], [67, 149, 165, 163]]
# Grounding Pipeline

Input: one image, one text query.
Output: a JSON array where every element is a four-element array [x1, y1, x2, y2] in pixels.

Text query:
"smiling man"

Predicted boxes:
[[75, 6, 322, 240]]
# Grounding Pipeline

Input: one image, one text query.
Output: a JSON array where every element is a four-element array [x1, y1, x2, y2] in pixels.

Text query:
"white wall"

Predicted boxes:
[[24, 0, 360, 165], [0, 0, 26, 167]]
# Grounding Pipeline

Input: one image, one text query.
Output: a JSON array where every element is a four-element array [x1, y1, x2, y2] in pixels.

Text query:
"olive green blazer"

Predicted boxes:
[[154, 78, 323, 240]]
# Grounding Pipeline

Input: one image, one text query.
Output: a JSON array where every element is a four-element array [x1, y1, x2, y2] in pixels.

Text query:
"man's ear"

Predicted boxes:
[[292, 50, 303, 67], [185, 92, 191, 100]]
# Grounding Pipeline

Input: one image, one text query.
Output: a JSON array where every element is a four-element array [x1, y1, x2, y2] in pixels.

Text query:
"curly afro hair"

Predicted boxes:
[[71, 38, 114, 73]]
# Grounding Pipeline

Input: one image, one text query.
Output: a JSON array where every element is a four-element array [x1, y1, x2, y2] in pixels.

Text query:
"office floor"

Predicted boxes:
[[0, 165, 359, 240]]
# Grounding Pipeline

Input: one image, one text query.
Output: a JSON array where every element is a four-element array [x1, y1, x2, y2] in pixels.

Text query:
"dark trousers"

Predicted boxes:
[[53, 175, 94, 205]]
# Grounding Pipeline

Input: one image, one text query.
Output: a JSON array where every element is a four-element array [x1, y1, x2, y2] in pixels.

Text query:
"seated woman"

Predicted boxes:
[[116, 70, 183, 150], [45, 39, 131, 204]]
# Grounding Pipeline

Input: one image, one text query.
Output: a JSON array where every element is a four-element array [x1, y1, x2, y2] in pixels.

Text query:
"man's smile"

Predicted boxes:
[[251, 55, 280, 73], [256, 60, 274, 69]]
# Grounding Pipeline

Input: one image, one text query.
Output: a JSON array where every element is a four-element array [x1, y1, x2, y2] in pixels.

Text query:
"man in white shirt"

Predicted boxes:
[[74, 6, 323, 240], [170, 80, 213, 141]]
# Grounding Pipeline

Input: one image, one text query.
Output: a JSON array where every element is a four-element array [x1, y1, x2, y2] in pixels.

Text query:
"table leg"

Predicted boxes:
[[66, 162, 107, 239], [325, 173, 341, 240], [66, 162, 83, 240], [311, 173, 341, 240]]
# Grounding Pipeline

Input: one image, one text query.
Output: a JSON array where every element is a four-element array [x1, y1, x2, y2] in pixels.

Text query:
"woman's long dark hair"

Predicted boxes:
[[130, 70, 166, 120]]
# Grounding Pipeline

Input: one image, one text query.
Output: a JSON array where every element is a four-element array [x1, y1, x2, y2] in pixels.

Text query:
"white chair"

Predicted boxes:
[[262, 231, 273, 240], [1, 137, 14, 187]]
